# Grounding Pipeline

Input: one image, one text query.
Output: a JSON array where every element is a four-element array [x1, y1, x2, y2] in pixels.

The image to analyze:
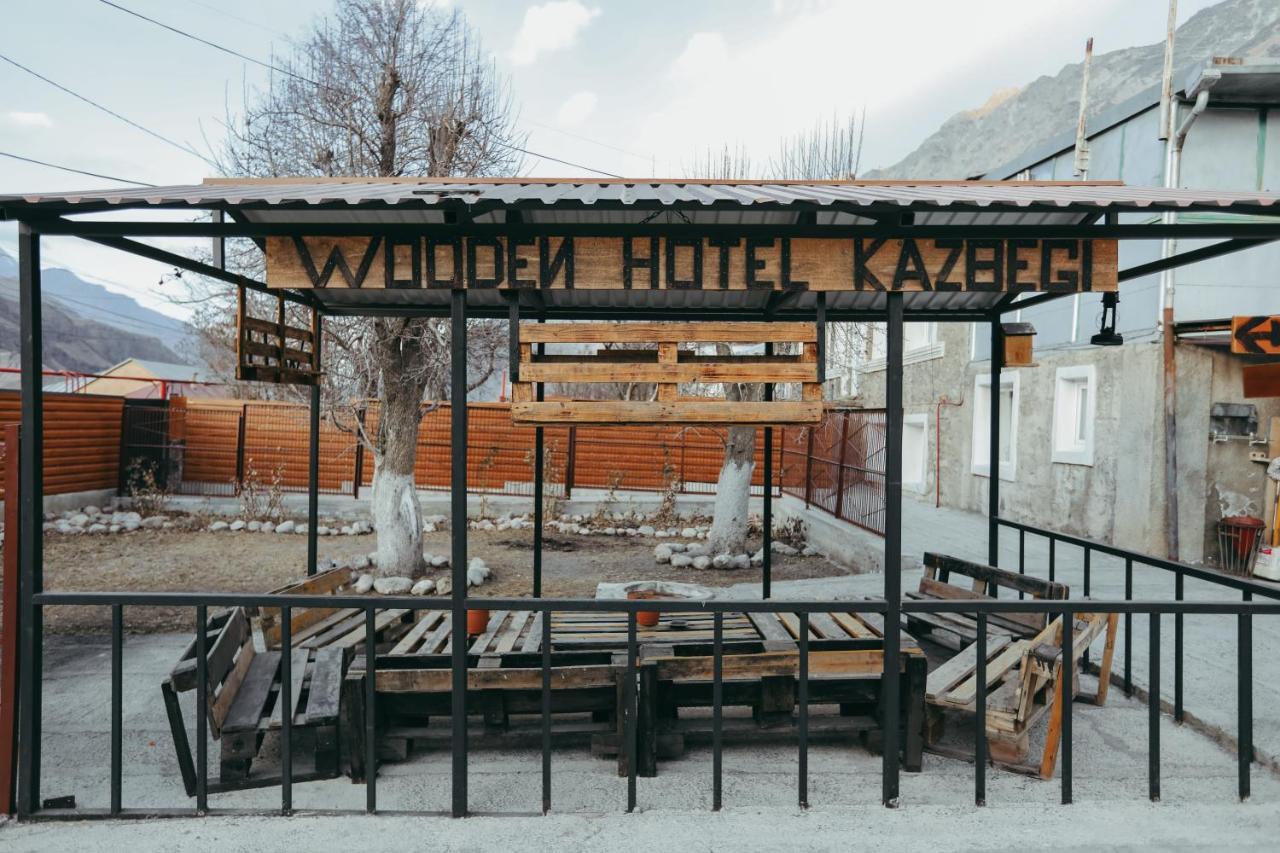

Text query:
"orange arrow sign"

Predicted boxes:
[[1231, 315, 1280, 355]]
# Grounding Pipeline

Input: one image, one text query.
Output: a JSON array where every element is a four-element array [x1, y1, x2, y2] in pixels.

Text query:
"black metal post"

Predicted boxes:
[[798, 611, 809, 809], [882, 291, 904, 807], [110, 604, 122, 816], [541, 609, 551, 814], [975, 612, 987, 806], [763, 341, 773, 599], [1060, 608, 1072, 805], [1175, 573, 1184, 723], [307, 381, 320, 577], [815, 293, 827, 385], [988, 320, 1002, 567], [1048, 537, 1056, 583], [365, 607, 376, 813], [195, 604, 208, 814], [280, 606, 292, 814], [1239, 611, 1252, 801], [450, 289, 469, 818], [1017, 529, 1025, 600], [16, 223, 43, 818], [712, 611, 723, 812], [534, 335, 545, 598], [625, 612, 637, 813], [1125, 557, 1133, 696], [1149, 612, 1160, 802]]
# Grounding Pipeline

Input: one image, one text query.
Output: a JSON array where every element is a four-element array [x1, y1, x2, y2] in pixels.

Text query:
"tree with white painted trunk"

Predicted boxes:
[[706, 345, 764, 556], [214, 0, 519, 577]]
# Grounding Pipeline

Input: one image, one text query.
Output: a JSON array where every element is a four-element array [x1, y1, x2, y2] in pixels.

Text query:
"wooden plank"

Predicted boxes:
[[520, 321, 817, 344], [269, 648, 310, 729], [223, 651, 281, 733], [327, 608, 409, 650], [925, 635, 1012, 701], [376, 664, 617, 693], [389, 611, 445, 656], [303, 647, 344, 725], [240, 315, 313, 343], [421, 613, 454, 654], [946, 640, 1029, 707], [512, 400, 823, 425], [830, 612, 876, 640], [303, 610, 367, 649], [172, 608, 248, 692], [745, 612, 795, 644], [923, 552, 1068, 599], [521, 612, 543, 654], [294, 608, 361, 649], [209, 641, 255, 736], [653, 648, 884, 681], [494, 611, 532, 655], [469, 610, 510, 654], [808, 612, 846, 640]]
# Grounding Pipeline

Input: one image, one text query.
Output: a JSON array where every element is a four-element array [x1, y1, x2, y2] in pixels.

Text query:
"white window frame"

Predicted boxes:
[[1051, 364, 1096, 466], [859, 322, 944, 373], [971, 371, 1019, 481], [902, 413, 929, 494]]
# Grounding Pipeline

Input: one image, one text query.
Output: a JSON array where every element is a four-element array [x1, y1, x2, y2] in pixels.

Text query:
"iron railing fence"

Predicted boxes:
[[995, 516, 1280, 725], [780, 409, 886, 535], [18, 590, 1275, 821]]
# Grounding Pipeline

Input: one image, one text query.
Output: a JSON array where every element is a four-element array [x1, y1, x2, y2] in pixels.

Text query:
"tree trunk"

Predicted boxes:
[[707, 425, 756, 555], [371, 320, 430, 578]]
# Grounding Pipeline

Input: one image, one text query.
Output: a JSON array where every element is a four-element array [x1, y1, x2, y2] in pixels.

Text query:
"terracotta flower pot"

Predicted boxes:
[[466, 608, 491, 635], [628, 590, 664, 628]]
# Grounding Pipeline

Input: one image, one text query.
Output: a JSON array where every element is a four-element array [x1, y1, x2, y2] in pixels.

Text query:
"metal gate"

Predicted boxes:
[[118, 399, 179, 493]]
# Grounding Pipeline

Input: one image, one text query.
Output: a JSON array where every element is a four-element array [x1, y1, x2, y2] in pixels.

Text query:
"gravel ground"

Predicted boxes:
[[31, 516, 849, 633]]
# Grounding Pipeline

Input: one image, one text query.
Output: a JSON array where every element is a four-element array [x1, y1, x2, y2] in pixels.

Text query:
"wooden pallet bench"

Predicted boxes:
[[911, 553, 1118, 777], [161, 607, 345, 794], [511, 321, 824, 425]]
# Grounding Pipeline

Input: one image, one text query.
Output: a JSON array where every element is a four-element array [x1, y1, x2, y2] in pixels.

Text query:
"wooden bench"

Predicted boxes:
[[911, 553, 1118, 777], [161, 607, 345, 794]]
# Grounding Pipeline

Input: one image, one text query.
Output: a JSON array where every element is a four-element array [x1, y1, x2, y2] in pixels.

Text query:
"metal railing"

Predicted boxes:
[[17, 589, 1276, 820], [995, 516, 1280, 722]]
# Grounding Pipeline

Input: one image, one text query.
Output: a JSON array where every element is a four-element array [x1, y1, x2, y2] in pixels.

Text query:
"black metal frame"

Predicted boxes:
[[10, 200, 1280, 820]]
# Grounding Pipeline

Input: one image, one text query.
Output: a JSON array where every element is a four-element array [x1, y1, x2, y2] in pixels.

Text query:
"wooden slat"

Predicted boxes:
[[746, 611, 796, 644], [269, 648, 309, 729], [808, 612, 845, 640], [328, 608, 409, 649], [209, 641, 255, 736], [241, 315, 313, 343], [830, 612, 876, 640], [377, 664, 617, 693], [946, 641, 1029, 707], [494, 611, 532, 655], [421, 613, 454, 654], [512, 400, 823, 425], [520, 321, 816, 344], [469, 610, 510, 654], [520, 361, 818, 385], [303, 647, 344, 725], [295, 608, 362, 649], [925, 635, 1012, 701], [521, 611, 544, 654], [389, 611, 445, 656], [222, 651, 281, 733], [654, 649, 884, 681]]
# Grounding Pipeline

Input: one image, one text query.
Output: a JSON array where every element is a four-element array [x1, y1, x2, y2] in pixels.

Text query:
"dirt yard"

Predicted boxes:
[[29, 520, 855, 633]]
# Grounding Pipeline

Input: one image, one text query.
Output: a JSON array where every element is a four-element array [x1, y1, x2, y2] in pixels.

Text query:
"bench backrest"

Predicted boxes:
[[168, 606, 254, 737], [921, 552, 1069, 634], [257, 565, 356, 648]]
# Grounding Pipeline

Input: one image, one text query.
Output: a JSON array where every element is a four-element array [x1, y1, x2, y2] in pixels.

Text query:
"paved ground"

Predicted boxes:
[[4, 497, 1278, 849]]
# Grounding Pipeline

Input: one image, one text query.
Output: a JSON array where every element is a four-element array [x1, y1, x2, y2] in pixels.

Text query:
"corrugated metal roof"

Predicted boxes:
[[5, 178, 1280, 216]]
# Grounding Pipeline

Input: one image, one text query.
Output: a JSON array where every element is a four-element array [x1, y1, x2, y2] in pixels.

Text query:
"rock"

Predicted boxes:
[[87, 523, 107, 534], [430, 555, 448, 568], [83, 505, 100, 516], [712, 553, 732, 569], [373, 576, 413, 595], [681, 527, 698, 538], [354, 573, 375, 594], [603, 527, 616, 535], [42, 522, 55, 533], [731, 554, 751, 570], [423, 522, 437, 534], [685, 543, 709, 557], [315, 525, 330, 536], [751, 549, 765, 567], [108, 524, 121, 534], [771, 542, 799, 556], [467, 566, 488, 587], [638, 525, 656, 536], [436, 578, 452, 596], [261, 522, 275, 534], [296, 524, 308, 534], [245, 520, 261, 532], [118, 511, 142, 525], [69, 514, 89, 527], [670, 554, 694, 568], [411, 578, 436, 596], [275, 520, 296, 534], [667, 542, 686, 553], [479, 520, 494, 531], [468, 557, 487, 571], [654, 544, 674, 563], [692, 555, 712, 570], [161, 522, 174, 530], [141, 516, 167, 529], [353, 556, 370, 570], [655, 530, 670, 538], [209, 521, 229, 532], [802, 545, 819, 557]]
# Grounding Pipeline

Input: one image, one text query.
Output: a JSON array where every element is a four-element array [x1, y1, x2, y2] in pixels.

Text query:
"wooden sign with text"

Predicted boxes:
[[265, 235, 1118, 293]]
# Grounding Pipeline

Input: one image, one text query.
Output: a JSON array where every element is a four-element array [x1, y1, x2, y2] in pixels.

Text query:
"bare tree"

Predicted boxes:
[[212, 0, 522, 577]]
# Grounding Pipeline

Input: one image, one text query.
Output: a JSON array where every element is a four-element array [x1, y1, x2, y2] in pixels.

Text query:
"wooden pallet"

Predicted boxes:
[[236, 289, 321, 385], [510, 321, 823, 425]]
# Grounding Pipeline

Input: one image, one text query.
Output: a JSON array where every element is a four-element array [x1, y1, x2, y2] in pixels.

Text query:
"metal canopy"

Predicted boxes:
[[4, 177, 1280, 319]]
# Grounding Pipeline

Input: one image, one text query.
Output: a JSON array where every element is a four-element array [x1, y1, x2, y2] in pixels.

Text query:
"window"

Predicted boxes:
[[971, 371, 1019, 480], [1052, 365, 1096, 465], [860, 322, 944, 372], [902, 414, 928, 493]]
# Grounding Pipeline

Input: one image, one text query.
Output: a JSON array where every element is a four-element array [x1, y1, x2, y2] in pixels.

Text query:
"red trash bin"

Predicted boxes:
[[1218, 515, 1266, 576]]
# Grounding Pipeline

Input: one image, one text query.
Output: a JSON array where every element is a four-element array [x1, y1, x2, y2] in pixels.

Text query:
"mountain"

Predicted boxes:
[[0, 247, 194, 375], [867, 0, 1280, 180]]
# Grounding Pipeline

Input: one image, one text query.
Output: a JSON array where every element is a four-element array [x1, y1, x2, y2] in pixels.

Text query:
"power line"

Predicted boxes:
[[0, 150, 156, 186], [0, 51, 216, 168], [177, 0, 292, 39], [97, 0, 331, 92], [525, 118, 653, 162], [93, 0, 625, 179]]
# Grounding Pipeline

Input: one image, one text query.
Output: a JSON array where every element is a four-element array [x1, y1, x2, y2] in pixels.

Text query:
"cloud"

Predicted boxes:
[[556, 91, 598, 127], [6, 111, 52, 128], [670, 32, 729, 81], [509, 1, 600, 66]]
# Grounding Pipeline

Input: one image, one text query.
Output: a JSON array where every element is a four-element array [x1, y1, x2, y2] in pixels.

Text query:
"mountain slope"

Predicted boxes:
[[867, 0, 1280, 180]]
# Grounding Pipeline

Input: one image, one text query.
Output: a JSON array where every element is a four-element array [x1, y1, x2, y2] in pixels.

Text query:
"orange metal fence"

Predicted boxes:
[[0, 390, 124, 499]]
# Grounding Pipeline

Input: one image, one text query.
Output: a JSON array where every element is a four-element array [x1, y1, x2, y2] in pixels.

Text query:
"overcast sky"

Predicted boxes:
[[0, 0, 1221, 321]]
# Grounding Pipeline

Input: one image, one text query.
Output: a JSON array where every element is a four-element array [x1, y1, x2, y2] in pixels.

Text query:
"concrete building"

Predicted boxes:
[[856, 60, 1280, 566]]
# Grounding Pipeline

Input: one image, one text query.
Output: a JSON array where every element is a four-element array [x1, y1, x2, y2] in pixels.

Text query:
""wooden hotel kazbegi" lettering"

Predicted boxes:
[[265, 235, 1118, 293]]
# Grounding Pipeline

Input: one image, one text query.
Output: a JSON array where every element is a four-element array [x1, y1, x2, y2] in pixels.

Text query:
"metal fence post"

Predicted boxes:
[[803, 427, 815, 508], [833, 412, 850, 520], [450, 289, 469, 818], [564, 425, 577, 500], [882, 292, 904, 807]]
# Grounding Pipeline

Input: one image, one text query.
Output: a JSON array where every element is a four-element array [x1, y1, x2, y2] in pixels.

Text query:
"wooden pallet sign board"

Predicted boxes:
[[511, 321, 823, 425], [265, 235, 1118, 293], [1231, 315, 1280, 355], [236, 289, 322, 386]]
